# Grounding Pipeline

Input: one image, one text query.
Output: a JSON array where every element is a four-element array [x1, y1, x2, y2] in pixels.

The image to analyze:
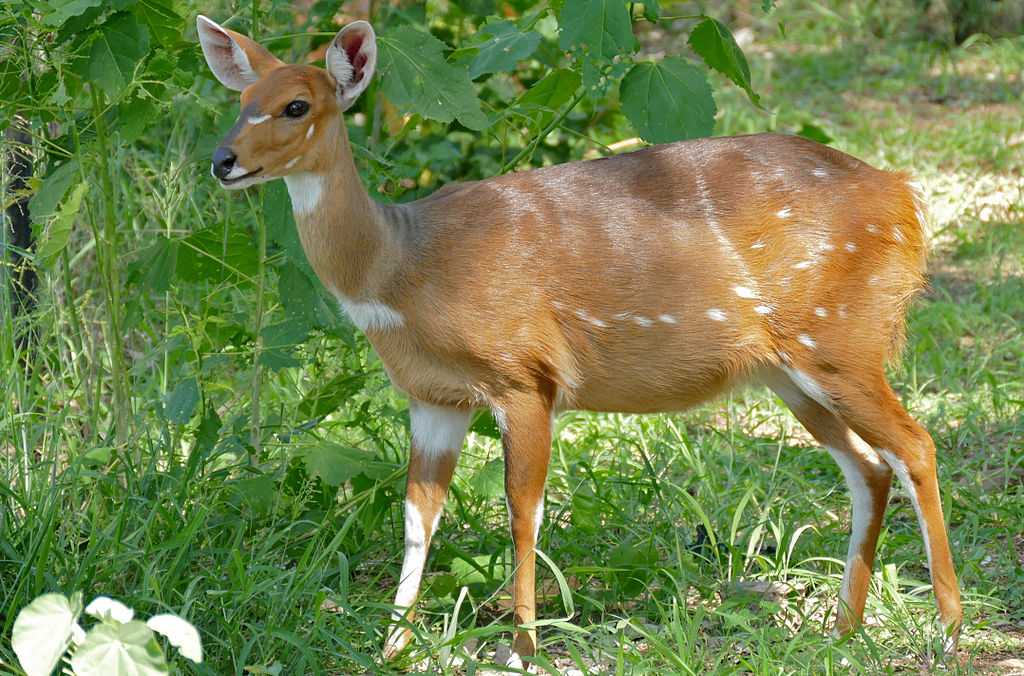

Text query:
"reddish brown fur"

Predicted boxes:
[[198, 16, 961, 666]]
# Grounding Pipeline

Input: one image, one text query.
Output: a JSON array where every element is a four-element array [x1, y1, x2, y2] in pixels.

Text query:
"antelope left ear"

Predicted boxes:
[[196, 15, 284, 91], [325, 21, 377, 111]]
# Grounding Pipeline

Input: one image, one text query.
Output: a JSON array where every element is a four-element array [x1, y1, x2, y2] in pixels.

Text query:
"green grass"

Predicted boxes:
[[2, 1, 1024, 674]]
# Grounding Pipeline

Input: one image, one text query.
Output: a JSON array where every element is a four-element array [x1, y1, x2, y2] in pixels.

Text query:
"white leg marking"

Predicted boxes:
[[409, 402, 470, 459], [283, 172, 324, 215], [247, 113, 271, 125], [393, 499, 429, 612], [874, 449, 933, 572], [778, 363, 832, 411], [533, 495, 545, 543]]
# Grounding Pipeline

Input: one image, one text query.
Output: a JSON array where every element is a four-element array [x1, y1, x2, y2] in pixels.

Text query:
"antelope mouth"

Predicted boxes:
[[219, 167, 265, 187]]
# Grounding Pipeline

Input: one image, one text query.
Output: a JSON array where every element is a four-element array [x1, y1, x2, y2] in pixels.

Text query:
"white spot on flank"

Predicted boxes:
[[283, 172, 323, 215], [798, 334, 817, 349], [707, 309, 727, 322], [306, 123, 315, 140], [777, 207, 793, 218], [838, 305, 848, 318], [575, 308, 608, 329], [284, 155, 302, 169], [612, 312, 633, 321], [794, 260, 814, 270], [815, 307, 829, 318], [410, 402, 470, 459], [733, 286, 757, 299], [751, 239, 766, 250], [812, 168, 829, 179], [634, 316, 653, 327], [845, 242, 857, 253], [866, 223, 878, 233], [247, 113, 271, 125], [893, 225, 905, 244], [754, 304, 773, 315], [868, 275, 881, 285], [658, 314, 677, 324]]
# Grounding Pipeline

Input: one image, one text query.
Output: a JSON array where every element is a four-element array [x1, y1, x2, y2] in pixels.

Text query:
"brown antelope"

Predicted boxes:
[[196, 15, 963, 667]]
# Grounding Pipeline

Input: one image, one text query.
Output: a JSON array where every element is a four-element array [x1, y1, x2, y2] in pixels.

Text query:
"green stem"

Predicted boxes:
[[89, 86, 130, 450], [501, 89, 587, 174]]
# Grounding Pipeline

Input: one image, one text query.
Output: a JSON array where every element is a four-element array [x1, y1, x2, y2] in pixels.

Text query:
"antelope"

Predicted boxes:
[[196, 15, 963, 667]]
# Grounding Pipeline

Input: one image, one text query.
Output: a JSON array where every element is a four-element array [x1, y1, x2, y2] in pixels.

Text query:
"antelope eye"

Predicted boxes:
[[284, 100, 310, 118]]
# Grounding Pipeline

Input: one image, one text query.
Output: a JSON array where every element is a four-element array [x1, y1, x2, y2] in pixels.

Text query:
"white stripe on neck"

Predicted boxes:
[[284, 172, 323, 216]]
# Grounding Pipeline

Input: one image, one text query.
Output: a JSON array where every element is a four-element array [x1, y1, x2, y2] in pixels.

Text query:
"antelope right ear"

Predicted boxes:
[[325, 21, 377, 111], [196, 15, 284, 91]]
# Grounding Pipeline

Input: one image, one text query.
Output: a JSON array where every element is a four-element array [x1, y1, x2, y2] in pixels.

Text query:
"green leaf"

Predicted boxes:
[[305, 441, 373, 486], [12, 592, 82, 676], [297, 372, 366, 421], [85, 597, 134, 624], [468, 409, 501, 440], [257, 321, 310, 372], [36, 181, 88, 267], [43, 0, 103, 26], [133, 0, 182, 47], [134, 236, 178, 294], [470, 457, 504, 497], [620, 56, 716, 144], [796, 123, 833, 144], [176, 227, 258, 286], [70, 620, 167, 676], [146, 614, 203, 663], [377, 26, 488, 131], [761, 0, 776, 11], [687, 16, 760, 106], [513, 68, 581, 128], [165, 376, 199, 424], [118, 94, 156, 143], [79, 11, 150, 100], [641, 1, 660, 21], [30, 159, 79, 222], [278, 261, 339, 332], [557, 0, 637, 62], [466, 21, 540, 79]]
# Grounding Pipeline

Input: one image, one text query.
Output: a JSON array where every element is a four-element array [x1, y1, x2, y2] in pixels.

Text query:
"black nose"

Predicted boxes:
[[211, 146, 236, 179]]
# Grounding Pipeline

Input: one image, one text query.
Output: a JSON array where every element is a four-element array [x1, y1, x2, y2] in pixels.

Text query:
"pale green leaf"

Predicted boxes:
[[37, 181, 88, 267], [377, 26, 487, 130], [85, 597, 134, 624], [305, 441, 373, 486], [146, 614, 203, 663], [44, 0, 103, 26], [620, 56, 716, 144], [70, 621, 168, 676], [12, 593, 82, 676]]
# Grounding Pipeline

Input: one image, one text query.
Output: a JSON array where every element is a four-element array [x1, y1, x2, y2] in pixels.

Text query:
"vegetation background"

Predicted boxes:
[[1, 0, 1022, 673]]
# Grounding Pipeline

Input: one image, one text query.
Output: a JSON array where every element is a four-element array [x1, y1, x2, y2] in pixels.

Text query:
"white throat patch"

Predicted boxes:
[[283, 172, 324, 216]]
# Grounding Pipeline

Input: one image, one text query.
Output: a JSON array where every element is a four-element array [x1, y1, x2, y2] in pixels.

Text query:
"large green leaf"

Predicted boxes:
[[620, 56, 716, 144], [165, 376, 199, 424], [29, 159, 79, 222], [513, 68, 582, 130], [36, 181, 88, 267], [79, 11, 150, 99], [557, 0, 637, 60], [466, 20, 541, 79], [43, 0, 103, 26], [377, 26, 488, 131], [176, 226, 258, 287], [305, 441, 374, 486], [70, 620, 167, 676], [688, 16, 759, 106], [12, 592, 82, 676], [133, 0, 182, 47]]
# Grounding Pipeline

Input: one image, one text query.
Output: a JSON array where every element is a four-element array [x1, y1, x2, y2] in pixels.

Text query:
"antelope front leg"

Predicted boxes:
[[496, 394, 553, 668], [383, 402, 471, 659]]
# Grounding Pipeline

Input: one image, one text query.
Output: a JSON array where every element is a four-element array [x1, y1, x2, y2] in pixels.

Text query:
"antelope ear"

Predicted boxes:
[[196, 15, 284, 91], [325, 21, 377, 111]]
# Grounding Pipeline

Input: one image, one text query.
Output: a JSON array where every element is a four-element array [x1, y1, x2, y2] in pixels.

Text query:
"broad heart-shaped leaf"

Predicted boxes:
[[133, 0, 182, 47], [70, 620, 167, 676], [80, 11, 150, 100], [620, 56, 717, 144], [466, 20, 541, 79], [377, 26, 487, 131], [688, 16, 760, 106], [84, 597, 134, 624], [12, 592, 83, 676], [557, 0, 637, 62], [146, 614, 203, 663], [305, 441, 374, 487]]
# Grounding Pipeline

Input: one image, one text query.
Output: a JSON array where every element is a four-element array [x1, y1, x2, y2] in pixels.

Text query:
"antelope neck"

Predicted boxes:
[[284, 125, 400, 301]]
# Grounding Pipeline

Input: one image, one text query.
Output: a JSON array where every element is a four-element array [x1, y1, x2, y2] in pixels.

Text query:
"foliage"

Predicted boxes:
[[1, 0, 1022, 673], [12, 593, 202, 675]]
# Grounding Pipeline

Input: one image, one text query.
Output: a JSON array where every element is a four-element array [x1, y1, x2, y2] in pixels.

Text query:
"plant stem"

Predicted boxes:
[[501, 89, 587, 174]]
